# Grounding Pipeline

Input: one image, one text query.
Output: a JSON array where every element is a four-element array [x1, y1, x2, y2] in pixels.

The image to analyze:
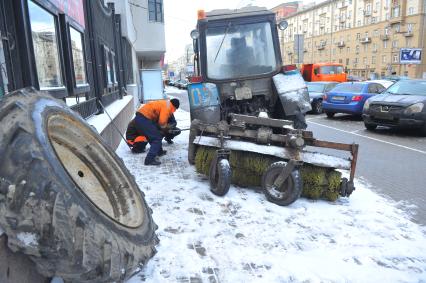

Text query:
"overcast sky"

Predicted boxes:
[[164, 0, 322, 63]]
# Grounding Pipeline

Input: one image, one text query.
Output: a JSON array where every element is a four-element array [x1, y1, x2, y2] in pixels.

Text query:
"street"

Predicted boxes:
[[123, 100, 426, 282], [167, 87, 426, 225]]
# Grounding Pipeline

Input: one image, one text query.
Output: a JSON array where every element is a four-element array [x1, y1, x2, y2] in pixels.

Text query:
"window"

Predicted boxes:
[[408, 7, 414, 15], [368, 84, 378, 94], [69, 27, 87, 86], [382, 55, 387, 63], [372, 56, 376, 64], [111, 52, 118, 84], [104, 47, 112, 86], [392, 40, 398, 48], [148, 0, 163, 22], [28, 0, 63, 89], [393, 54, 399, 63]]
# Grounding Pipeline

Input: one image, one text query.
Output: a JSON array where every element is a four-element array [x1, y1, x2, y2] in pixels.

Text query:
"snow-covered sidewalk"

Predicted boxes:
[[120, 110, 426, 283]]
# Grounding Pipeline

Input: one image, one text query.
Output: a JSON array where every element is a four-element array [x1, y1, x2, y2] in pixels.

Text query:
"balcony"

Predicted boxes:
[[317, 44, 326, 50], [389, 16, 404, 24], [404, 31, 413, 37], [337, 41, 345, 47], [380, 34, 390, 41], [360, 37, 372, 44], [339, 16, 346, 23]]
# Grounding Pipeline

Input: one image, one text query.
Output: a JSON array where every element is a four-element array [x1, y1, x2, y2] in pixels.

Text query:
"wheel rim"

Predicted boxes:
[[316, 102, 322, 113], [264, 167, 293, 200], [47, 113, 144, 228]]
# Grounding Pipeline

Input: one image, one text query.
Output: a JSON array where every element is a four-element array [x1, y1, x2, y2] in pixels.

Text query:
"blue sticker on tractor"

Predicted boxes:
[[188, 83, 220, 109]]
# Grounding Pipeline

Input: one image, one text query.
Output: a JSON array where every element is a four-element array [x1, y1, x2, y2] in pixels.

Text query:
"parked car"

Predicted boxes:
[[306, 82, 338, 114], [176, 79, 189, 89], [368, 79, 395, 89], [363, 79, 426, 135], [323, 82, 387, 117], [168, 80, 176, 86]]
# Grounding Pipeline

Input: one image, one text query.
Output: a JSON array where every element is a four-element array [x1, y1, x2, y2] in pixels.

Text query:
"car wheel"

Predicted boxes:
[[312, 100, 323, 114], [364, 122, 377, 131], [325, 112, 335, 118], [421, 124, 426, 137]]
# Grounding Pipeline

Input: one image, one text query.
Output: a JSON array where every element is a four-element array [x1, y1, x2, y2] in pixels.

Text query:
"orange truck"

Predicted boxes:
[[301, 63, 347, 82]]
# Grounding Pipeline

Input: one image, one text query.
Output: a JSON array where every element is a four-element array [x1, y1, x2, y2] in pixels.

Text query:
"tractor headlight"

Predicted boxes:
[[404, 103, 424, 114]]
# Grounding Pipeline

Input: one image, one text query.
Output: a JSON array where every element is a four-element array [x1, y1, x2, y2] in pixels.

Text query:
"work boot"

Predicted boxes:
[[165, 137, 174, 144], [144, 157, 161, 166], [158, 149, 167, 157]]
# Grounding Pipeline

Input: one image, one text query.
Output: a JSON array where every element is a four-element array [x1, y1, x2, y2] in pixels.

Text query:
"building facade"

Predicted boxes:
[[279, 0, 426, 79]]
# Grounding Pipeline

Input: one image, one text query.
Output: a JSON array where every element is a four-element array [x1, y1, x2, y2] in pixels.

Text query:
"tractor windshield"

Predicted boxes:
[[206, 21, 278, 80]]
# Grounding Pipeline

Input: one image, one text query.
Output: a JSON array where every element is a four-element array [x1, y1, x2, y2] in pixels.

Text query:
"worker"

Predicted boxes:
[[135, 98, 180, 165], [126, 118, 148, 154]]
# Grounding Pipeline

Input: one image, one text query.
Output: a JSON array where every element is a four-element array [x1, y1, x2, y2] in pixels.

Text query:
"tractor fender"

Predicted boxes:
[[273, 72, 312, 115]]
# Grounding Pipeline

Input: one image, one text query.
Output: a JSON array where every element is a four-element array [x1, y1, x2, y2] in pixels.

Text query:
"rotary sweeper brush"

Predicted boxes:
[[184, 6, 359, 206]]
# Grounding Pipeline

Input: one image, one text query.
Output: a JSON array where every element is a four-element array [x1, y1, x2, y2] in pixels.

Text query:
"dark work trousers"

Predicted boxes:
[[135, 113, 163, 162]]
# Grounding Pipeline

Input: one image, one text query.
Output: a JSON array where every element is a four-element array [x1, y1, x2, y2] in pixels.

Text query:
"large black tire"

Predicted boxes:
[[0, 88, 158, 282], [209, 158, 231, 196], [261, 161, 302, 206]]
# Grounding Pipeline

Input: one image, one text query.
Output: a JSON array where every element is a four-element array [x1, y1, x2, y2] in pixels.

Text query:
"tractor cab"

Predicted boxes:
[[188, 7, 310, 128]]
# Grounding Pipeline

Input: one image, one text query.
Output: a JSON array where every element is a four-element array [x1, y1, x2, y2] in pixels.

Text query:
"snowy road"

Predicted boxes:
[[120, 109, 426, 283]]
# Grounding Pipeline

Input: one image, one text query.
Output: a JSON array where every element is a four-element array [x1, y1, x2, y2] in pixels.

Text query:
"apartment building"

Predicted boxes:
[[278, 0, 426, 79]]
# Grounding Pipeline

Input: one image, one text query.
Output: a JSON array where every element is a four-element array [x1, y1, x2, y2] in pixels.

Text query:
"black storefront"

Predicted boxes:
[[0, 0, 133, 119]]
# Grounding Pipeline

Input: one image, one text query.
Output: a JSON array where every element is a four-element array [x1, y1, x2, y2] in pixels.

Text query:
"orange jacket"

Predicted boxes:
[[137, 100, 176, 127]]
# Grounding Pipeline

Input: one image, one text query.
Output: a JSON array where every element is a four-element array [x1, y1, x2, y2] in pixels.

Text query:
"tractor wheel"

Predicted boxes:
[[0, 88, 158, 282], [209, 158, 231, 196], [261, 161, 302, 206]]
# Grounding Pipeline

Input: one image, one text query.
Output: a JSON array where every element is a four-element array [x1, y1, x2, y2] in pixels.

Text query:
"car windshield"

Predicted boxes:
[[319, 65, 344, 74], [307, 83, 325, 93], [385, 80, 426, 96], [331, 83, 364, 93], [206, 22, 278, 80]]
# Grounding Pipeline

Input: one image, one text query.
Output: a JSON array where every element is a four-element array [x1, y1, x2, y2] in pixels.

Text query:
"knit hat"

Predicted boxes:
[[170, 98, 180, 109]]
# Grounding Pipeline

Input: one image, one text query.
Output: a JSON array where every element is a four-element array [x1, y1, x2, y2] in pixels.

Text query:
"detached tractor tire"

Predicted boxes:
[[261, 162, 303, 206], [0, 88, 158, 282], [209, 158, 231, 196]]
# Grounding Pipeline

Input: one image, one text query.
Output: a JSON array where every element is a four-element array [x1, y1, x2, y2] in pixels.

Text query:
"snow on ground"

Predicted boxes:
[[120, 109, 426, 283]]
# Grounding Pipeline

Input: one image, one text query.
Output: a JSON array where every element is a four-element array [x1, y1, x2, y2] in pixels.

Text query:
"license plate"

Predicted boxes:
[[332, 96, 345, 101], [375, 114, 394, 120]]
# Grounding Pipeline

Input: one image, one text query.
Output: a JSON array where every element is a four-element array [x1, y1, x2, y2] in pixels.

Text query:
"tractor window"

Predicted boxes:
[[319, 65, 344, 75], [206, 22, 278, 80]]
